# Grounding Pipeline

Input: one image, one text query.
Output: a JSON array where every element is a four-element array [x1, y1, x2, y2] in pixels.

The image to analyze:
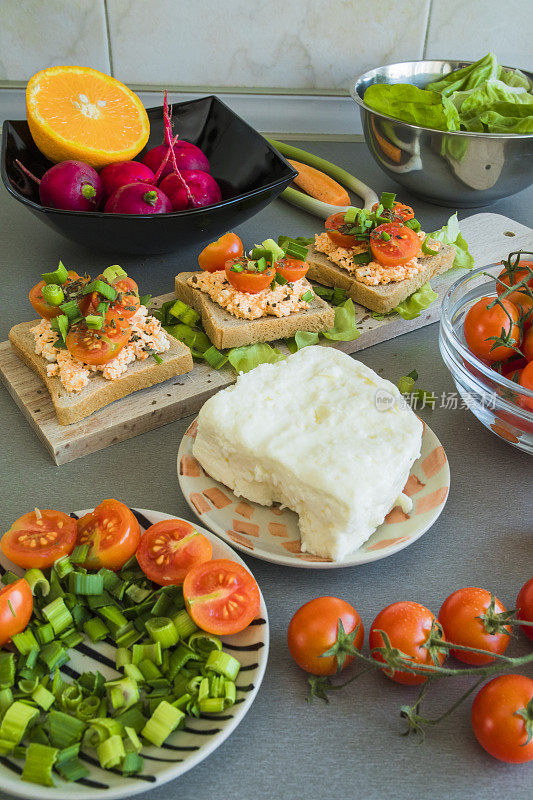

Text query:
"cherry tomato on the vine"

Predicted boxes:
[[464, 296, 521, 363], [516, 577, 533, 642], [438, 587, 510, 665], [471, 674, 533, 763]]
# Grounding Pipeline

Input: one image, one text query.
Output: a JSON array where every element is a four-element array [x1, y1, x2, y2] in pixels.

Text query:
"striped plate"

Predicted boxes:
[[0, 509, 269, 800], [178, 418, 450, 568]]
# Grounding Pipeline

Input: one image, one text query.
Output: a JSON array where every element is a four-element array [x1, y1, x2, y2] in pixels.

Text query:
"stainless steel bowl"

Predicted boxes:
[[350, 60, 533, 207]]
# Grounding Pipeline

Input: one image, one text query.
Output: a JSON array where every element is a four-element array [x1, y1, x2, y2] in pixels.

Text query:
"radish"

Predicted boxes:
[[159, 170, 222, 211], [100, 161, 155, 198], [104, 182, 172, 214], [16, 159, 103, 211], [143, 141, 210, 181]]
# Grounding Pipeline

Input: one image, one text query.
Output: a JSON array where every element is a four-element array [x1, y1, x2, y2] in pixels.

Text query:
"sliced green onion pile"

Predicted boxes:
[[0, 554, 242, 787]]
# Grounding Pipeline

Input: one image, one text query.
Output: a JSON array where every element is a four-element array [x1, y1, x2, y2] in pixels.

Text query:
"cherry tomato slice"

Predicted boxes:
[[372, 200, 415, 222], [136, 519, 212, 586], [275, 257, 309, 283], [66, 310, 131, 366], [225, 258, 274, 294], [369, 601, 446, 685], [370, 223, 421, 267], [199, 233, 244, 273], [76, 499, 141, 571], [464, 296, 521, 363], [109, 276, 140, 319], [183, 558, 260, 635], [29, 271, 86, 319], [471, 674, 533, 763], [325, 212, 357, 249], [0, 579, 33, 646], [1, 509, 77, 569]]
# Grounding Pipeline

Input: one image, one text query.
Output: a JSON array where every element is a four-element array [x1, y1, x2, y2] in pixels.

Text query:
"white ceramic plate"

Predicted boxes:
[[178, 418, 450, 568], [0, 509, 269, 800]]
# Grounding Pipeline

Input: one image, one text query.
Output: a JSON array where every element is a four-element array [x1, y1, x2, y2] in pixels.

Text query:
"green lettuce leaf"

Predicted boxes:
[[498, 67, 531, 90], [285, 331, 320, 353], [393, 283, 438, 320], [322, 299, 361, 341], [364, 83, 460, 131], [164, 324, 212, 358], [227, 343, 285, 373], [427, 53, 500, 96], [428, 213, 474, 270]]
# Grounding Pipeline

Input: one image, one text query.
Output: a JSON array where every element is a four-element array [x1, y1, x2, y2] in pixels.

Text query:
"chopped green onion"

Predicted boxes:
[[145, 617, 179, 649], [42, 597, 73, 634], [0, 688, 13, 714], [203, 345, 227, 369], [301, 290, 314, 302], [199, 697, 225, 714], [84, 718, 122, 749], [224, 679, 237, 707], [122, 751, 144, 775], [284, 241, 309, 260], [83, 617, 108, 642], [205, 650, 240, 681], [0, 701, 38, 744], [82, 279, 116, 301], [50, 314, 69, 342], [124, 583, 152, 604], [171, 609, 198, 640], [169, 299, 200, 327], [46, 711, 85, 750], [40, 641, 69, 671], [115, 624, 143, 649], [152, 352, 163, 365], [380, 231, 391, 241], [85, 314, 103, 330], [97, 733, 125, 770], [123, 664, 145, 684], [188, 632, 222, 658], [21, 742, 58, 786], [399, 377, 416, 394], [31, 683, 55, 711], [116, 706, 147, 734], [68, 572, 104, 595], [380, 191, 396, 209], [231, 263, 244, 273], [1, 571, 19, 586], [22, 569, 49, 597], [343, 207, 359, 224], [260, 238, 285, 261], [139, 293, 151, 307], [59, 629, 84, 648], [59, 299, 81, 321], [405, 217, 421, 232], [141, 700, 185, 747], [105, 676, 140, 713], [36, 623, 55, 646], [422, 236, 439, 256], [42, 283, 64, 306], [42, 261, 68, 285], [55, 743, 89, 782], [75, 696, 100, 721], [102, 265, 127, 282], [97, 605, 128, 635], [132, 641, 162, 666], [351, 251, 372, 264], [138, 659, 162, 681], [124, 726, 142, 753], [11, 629, 38, 655], [70, 544, 89, 564], [275, 273, 288, 286]]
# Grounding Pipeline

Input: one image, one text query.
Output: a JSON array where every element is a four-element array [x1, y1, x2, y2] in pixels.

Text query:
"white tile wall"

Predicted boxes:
[[106, 0, 430, 90], [0, 0, 531, 88], [0, 0, 110, 81], [425, 0, 532, 72]]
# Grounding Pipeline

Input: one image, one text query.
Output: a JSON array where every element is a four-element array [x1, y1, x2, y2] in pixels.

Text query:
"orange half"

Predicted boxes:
[[26, 66, 150, 169]]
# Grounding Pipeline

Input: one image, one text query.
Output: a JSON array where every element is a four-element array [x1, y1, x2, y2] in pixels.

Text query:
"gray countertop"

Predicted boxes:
[[0, 139, 532, 800]]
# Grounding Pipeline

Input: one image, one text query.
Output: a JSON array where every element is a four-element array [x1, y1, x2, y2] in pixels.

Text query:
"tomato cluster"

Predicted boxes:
[[1, 500, 260, 640], [288, 580, 533, 763], [463, 257, 533, 411]]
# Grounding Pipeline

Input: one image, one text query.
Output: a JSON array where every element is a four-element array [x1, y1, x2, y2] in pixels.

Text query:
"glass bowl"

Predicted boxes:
[[439, 265, 533, 454]]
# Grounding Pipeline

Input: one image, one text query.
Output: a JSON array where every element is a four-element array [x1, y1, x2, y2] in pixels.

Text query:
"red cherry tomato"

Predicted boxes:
[[66, 310, 131, 366], [369, 223, 421, 267], [369, 601, 446, 685], [496, 261, 533, 295], [325, 212, 357, 249], [224, 258, 274, 294], [516, 577, 533, 641], [136, 519, 212, 586], [110, 276, 140, 319], [198, 233, 243, 273], [438, 587, 510, 665], [76, 499, 141, 571], [275, 257, 309, 283], [0, 580, 33, 646], [522, 327, 533, 362], [287, 596, 364, 676], [29, 271, 87, 319], [1, 509, 77, 569], [183, 558, 260, 635], [372, 200, 415, 222], [519, 361, 533, 411], [506, 290, 533, 331], [471, 674, 533, 763], [464, 296, 521, 363]]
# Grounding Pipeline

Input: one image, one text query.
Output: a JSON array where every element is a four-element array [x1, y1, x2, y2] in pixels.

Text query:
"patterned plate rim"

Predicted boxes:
[[0, 508, 269, 800], [177, 420, 450, 569]]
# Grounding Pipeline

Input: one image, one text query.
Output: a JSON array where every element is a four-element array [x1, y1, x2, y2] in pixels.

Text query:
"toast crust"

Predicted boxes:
[[174, 273, 336, 349], [306, 244, 456, 313], [9, 321, 193, 426]]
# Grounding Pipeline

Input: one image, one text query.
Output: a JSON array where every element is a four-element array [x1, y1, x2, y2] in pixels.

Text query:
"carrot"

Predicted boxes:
[[288, 160, 350, 206]]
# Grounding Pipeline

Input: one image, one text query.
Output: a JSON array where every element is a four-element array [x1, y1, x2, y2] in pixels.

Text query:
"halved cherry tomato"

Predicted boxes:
[[471, 674, 533, 763], [1, 509, 77, 569], [325, 212, 357, 249], [287, 596, 364, 676], [275, 257, 308, 283], [66, 309, 131, 366], [0, 579, 33, 647], [519, 361, 533, 411], [464, 296, 521, 363], [225, 258, 274, 294], [516, 578, 533, 642], [369, 601, 446, 685], [76, 499, 141, 571], [29, 271, 87, 319], [438, 587, 510, 665], [199, 233, 243, 273], [372, 200, 414, 222], [183, 558, 260, 635], [370, 223, 421, 267], [136, 519, 212, 586], [110, 276, 140, 319]]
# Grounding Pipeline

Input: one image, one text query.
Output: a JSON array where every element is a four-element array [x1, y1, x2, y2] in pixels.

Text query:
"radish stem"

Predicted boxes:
[[15, 159, 41, 185]]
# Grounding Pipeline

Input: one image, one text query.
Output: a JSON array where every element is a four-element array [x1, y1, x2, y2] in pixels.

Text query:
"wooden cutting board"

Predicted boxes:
[[1, 212, 531, 465]]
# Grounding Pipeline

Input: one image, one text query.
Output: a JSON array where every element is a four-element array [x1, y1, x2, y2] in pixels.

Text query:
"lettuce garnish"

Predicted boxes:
[[364, 52, 533, 134], [227, 343, 285, 373], [428, 212, 474, 270]]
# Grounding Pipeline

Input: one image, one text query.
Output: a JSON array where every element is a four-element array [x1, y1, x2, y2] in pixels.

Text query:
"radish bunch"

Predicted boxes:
[[15, 91, 221, 215]]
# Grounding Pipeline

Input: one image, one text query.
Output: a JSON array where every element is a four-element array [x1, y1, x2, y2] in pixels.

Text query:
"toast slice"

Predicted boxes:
[[174, 272, 336, 350], [306, 244, 456, 314], [9, 321, 193, 426]]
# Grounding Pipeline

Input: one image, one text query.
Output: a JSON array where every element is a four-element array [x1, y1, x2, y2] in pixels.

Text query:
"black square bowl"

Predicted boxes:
[[1, 95, 296, 255]]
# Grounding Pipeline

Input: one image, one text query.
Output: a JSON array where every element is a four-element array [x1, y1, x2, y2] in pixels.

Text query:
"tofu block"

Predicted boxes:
[[193, 346, 423, 560]]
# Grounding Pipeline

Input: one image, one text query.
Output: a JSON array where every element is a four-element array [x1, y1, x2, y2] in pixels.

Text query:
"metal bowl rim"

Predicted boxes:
[[350, 59, 533, 140]]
